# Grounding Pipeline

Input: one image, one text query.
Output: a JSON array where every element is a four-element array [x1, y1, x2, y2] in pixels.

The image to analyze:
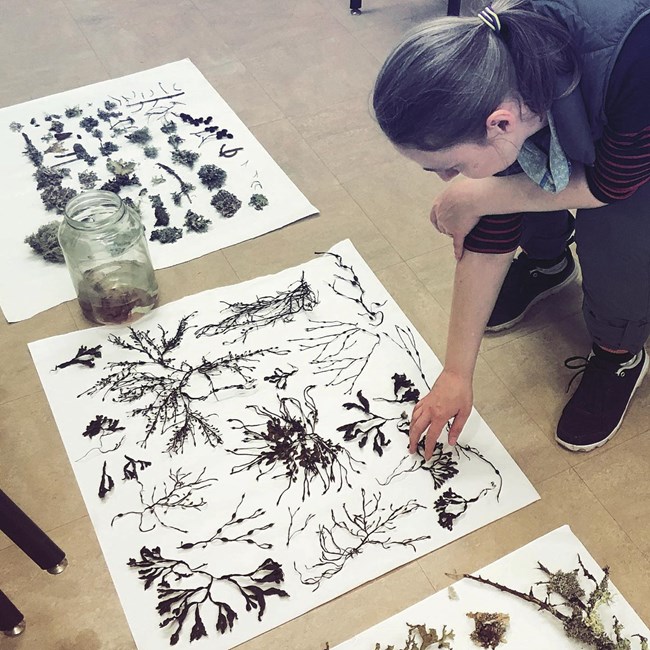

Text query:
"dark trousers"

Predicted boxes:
[[519, 180, 650, 353]]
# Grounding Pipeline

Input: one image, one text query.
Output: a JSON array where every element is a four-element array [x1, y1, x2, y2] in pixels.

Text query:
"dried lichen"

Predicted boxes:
[[184, 210, 211, 233], [80, 116, 99, 132], [25, 221, 64, 263], [78, 170, 100, 190], [99, 141, 120, 157], [149, 194, 170, 227], [40, 185, 78, 214], [249, 193, 269, 210], [143, 145, 159, 159], [211, 189, 241, 218], [171, 149, 199, 168], [150, 226, 183, 244], [197, 164, 227, 190], [64, 106, 83, 118], [126, 127, 152, 145], [467, 612, 509, 649], [374, 623, 455, 650], [34, 166, 70, 190]]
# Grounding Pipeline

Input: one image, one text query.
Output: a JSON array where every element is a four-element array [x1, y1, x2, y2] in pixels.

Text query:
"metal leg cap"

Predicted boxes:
[[351, 8, 362, 14], [3, 620, 26, 637], [47, 557, 68, 575]]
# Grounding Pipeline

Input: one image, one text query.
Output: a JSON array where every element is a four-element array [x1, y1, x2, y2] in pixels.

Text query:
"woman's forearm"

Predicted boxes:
[[444, 249, 515, 378]]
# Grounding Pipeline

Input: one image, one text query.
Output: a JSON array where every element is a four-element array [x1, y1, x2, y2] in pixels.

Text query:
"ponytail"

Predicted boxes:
[[372, 0, 580, 151]]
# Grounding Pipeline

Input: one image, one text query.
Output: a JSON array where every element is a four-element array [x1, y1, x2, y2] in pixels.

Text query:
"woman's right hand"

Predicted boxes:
[[409, 369, 473, 459]]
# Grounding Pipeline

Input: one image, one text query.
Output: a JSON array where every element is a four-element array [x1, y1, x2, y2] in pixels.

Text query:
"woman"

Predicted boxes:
[[373, 0, 650, 458]]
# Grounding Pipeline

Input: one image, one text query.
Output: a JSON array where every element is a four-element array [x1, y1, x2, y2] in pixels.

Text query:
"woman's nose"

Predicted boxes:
[[437, 170, 458, 182]]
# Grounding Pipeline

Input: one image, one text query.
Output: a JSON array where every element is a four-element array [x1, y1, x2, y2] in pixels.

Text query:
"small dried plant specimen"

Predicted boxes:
[[379, 441, 459, 489], [78, 170, 99, 189], [460, 558, 649, 650], [128, 547, 288, 645], [286, 506, 315, 546], [54, 344, 102, 370], [25, 221, 64, 263], [296, 488, 430, 590], [143, 145, 158, 159], [467, 612, 509, 649], [149, 194, 170, 227], [40, 184, 78, 213], [183, 210, 211, 233], [194, 273, 318, 342], [178, 494, 274, 550], [374, 623, 455, 650], [79, 314, 281, 453], [126, 126, 152, 145], [22, 132, 43, 167], [77, 414, 127, 461], [111, 467, 217, 533], [263, 364, 298, 390], [99, 141, 119, 157], [125, 83, 185, 118], [150, 225, 183, 244], [197, 164, 226, 190], [228, 386, 363, 505], [249, 193, 269, 211], [79, 116, 99, 132], [156, 162, 194, 205], [98, 460, 114, 499], [122, 455, 152, 481], [211, 189, 241, 218], [434, 484, 497, 531], [171, 149, 199, 169], [319, 251, 385, 325], [34, 165, 70, 190]]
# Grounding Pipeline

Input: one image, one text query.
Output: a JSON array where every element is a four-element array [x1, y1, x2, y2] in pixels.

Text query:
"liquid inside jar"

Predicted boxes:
[[76, 260, 159, 325]]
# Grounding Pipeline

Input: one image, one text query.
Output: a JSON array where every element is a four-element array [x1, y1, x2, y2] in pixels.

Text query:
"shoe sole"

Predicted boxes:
[[555, 349, 649, 452], [485, 265, 579, 333]]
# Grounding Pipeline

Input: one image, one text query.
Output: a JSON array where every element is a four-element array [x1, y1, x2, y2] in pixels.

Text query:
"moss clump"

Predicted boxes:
[[126, 127, 152, 145], [25, 221, 64, 263], [184, 210, 211, 233], [211, 189, 241, 218], [34, 166, 70, 190], [150, 227, 183, 244], [197, 164, 226, 191], [171, 149, 199, 169], [40, 185, 78, 214], [143, 146, 159, 159], [99, 141, 119, 157], [249, 193, 269, 211]]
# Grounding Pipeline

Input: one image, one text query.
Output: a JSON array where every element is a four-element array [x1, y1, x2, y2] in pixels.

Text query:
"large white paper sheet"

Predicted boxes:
[[333, 525, 650, 649], [29, 241, 538, 649], [0, 59, 317, 322]]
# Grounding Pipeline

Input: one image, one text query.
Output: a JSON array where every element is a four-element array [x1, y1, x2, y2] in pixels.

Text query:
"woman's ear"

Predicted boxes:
[[485, 105, 518, 139]]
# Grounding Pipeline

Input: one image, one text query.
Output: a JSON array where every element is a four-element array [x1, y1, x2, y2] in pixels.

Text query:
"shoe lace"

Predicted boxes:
[[564, 355, 590, 393], [563, 353, 615, 410]]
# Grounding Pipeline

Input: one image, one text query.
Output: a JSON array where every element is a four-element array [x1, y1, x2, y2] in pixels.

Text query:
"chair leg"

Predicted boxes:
[[447, 0, 461, 16], [0, 590, 25, 637], [0, 490, 66, 572], [350, 0, 362, 15]]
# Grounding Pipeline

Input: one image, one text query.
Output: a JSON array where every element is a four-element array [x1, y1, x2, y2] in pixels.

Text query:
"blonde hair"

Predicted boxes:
[[373, 0, 579, 151]]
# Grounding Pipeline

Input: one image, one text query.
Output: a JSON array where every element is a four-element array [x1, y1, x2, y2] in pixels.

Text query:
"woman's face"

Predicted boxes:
[[396, 139, 520, 181]]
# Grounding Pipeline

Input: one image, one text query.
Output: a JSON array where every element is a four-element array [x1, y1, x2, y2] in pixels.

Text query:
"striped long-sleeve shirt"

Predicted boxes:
[[464, 14, 650, 255]]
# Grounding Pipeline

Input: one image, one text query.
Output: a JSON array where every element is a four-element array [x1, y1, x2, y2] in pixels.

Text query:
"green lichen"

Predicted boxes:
[[197, 164, 226, 191], [25, 221, 64, 263], [150, 226, 183, 244], [143, 146, 159, 159], [171, 149, 199, 169], [126, 127, 152, 145], [184, 210, 211, 233], [211, 189, 241, 218], [249, 193, 269, 211]]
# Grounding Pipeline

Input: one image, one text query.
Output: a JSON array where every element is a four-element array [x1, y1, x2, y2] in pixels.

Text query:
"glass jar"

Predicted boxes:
[[59, 190, 159, 325]]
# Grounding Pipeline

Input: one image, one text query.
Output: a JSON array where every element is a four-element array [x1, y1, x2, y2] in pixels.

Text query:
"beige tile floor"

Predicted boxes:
[[0, 0, 649, 648]]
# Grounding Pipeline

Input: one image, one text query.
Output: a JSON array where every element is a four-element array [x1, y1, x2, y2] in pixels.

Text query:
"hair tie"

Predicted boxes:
[[478, 6, 501, 34]]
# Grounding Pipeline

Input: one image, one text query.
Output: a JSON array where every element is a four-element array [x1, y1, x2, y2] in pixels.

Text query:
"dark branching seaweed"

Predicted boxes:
[[197, 164, 226, 191], [211, 189, 241, 218], [249, 193, 269, 211], [219, 143, 243, 158], [387, 325, 431, 390], [459, 558, 649, 650], [83, 415, 125, 440], [128, 547, 288, 645], [25, 221, 65, 262], [455, 442, 503, 500], [337, 389, 408, 457], [122, 455, 152, 481], [286, 506, 316, 546], [171, 149, 199, 169], [79, 314, 282, 452], [98, 461, 115, 499], [149, 194, 170, 227], [22, 133, 43, 167], [296, 489, 430, 590], [379, 441, 459, 489], [319, 251, 385, 325], [156, 163, 194, 205], [263, 364, 298, 390], [55, 344, 102, 370], [150, 227, 183, 244], [111, 467, 217, 532], [183, 210, 211, 233], [291, 320, 382, 394], [434, 484, 497, 531], [228, 386, 363, 505], [194, 273, 317, 342], [178, 494, 274, 551]]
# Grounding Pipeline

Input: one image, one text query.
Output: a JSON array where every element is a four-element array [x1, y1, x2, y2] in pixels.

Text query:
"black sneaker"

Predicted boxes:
[[556, 347, 649, 452], [486, 248, 578, 332]]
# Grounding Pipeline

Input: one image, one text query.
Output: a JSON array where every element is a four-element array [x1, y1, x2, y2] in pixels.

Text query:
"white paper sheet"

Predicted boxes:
[[333, 525, 650, 649], [29, 241, 539, 649], [0, 59, 317, 322]]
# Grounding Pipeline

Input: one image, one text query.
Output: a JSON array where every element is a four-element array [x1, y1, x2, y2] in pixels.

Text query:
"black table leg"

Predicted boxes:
[[447, 0, 462, 16], [0, 590, 24, 636], [350, 0, 362, 15], [0, 490, 65, 572]]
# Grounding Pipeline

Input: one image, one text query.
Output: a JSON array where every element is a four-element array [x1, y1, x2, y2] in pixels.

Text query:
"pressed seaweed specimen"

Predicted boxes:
[[111, 467, 218, 532], [467, 612, 509, 649], [379, 441, 459, 489], [263, 364, 298, 390], [296, 488, 430, 590], [434, 484, 497, 531], [319, 251, 386, 325], [171, 149, 199, 169], [228, 386, 363, 505], [54, 344, 102, 370], [98, 460, 114, 498], [211, 189, 242, 218], [286, 506, 315, 546], [122, 455, 152, 481], [22, 133, 43, 167], [183, 210, 211, 233], [178, 494, 274, 550], [125, 85, 185, 114], [219, 143, 243, 158], [156, 162, 194, 205], [388, 325, 431, 391], [79, 314, 283, 452], [197, 163, 226, 191], [128, 547, 288, 645], [458, 557, 649, 650], [25, 221, 65, 262], [374, 623, 455, 650], [149, 194, 170, 227], [249, 193, 269, 211], [194, 272, 318, 342], [150, 227, 183, 244], [83, 415, 125, 440]]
